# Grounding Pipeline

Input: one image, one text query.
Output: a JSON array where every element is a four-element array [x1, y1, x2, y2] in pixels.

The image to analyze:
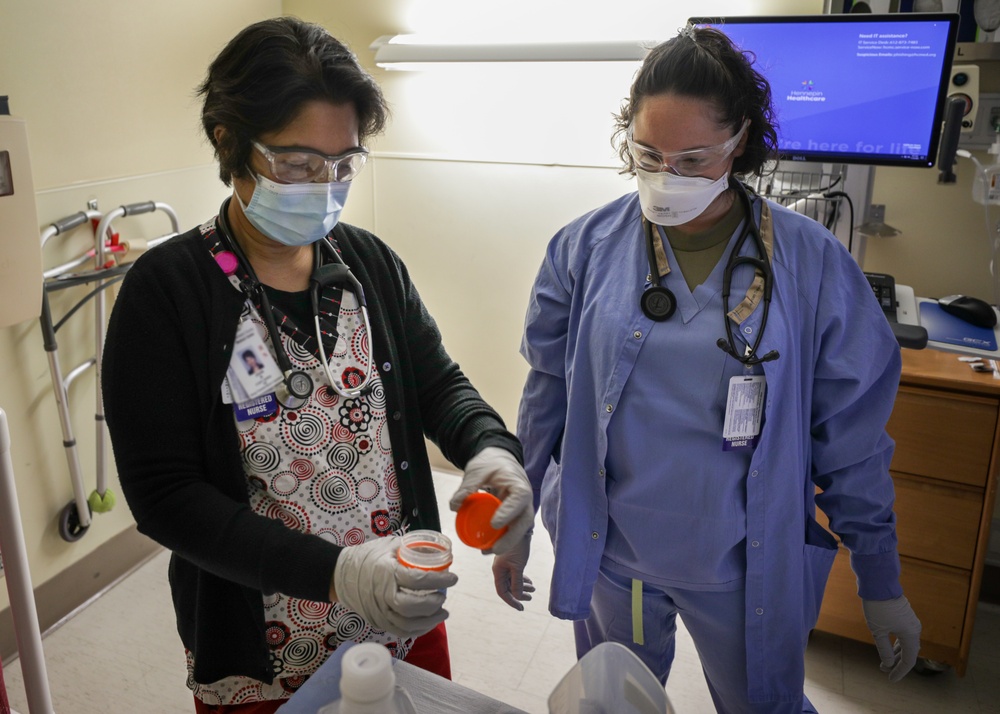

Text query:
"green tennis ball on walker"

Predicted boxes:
[[88, 489, 116, 514]]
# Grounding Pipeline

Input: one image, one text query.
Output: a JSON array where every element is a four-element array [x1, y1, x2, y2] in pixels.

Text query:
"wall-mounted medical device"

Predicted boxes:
[[0, 96, 42, 328], [948, 64, 980, 134]]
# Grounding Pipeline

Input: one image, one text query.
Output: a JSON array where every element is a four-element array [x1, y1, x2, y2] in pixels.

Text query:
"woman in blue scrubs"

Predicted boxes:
[[494, 25, 921, 712]]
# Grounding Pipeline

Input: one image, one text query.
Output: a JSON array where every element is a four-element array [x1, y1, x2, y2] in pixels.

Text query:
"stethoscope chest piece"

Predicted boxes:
[[286, 370, 314, 400], [641, 285, 677, 322]]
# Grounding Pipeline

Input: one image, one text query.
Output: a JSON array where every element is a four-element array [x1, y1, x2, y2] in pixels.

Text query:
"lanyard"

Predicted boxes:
[[216, 199, 376, 398]]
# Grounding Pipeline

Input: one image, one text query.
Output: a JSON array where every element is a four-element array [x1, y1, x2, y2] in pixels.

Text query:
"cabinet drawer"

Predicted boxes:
[[892, 475, 982, 569], [815, 475, 981, 569], [817, 550, 968, 651], [887, 387, 997, 487]]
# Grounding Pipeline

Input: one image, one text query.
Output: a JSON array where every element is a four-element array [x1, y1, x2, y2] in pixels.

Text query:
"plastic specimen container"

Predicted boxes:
[[396, 529, 453, 571]]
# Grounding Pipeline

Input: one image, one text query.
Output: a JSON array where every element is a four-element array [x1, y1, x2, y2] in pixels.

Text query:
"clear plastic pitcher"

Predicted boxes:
[[547, 642, 675, 714]]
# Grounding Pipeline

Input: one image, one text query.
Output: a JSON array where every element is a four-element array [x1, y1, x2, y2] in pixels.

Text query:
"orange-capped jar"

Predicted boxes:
[[396, 530, 453, 571]]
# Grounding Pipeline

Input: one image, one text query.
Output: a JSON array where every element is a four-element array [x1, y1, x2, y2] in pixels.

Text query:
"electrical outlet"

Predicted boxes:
[[985, 111, 995, 132], [960, 92, 1000, 150]]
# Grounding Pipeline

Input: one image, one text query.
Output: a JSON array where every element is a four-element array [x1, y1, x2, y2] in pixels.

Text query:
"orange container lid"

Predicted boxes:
[[456, 492, 508, 549]]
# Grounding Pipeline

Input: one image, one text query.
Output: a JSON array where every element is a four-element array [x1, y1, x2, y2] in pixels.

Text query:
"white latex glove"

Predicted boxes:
[[333, 535, 458, 639], [449, 446, 534, 555], [492, 532, 536, 610], [862, 595, 922, 682]]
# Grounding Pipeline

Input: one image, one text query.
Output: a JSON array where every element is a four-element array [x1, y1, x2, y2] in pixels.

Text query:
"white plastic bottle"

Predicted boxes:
[[317, 643, 416, 714]]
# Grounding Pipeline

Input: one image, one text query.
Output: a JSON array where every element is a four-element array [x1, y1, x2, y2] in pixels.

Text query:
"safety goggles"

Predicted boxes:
[[626, 119, 749, 177], [252, 141, 369, 184]]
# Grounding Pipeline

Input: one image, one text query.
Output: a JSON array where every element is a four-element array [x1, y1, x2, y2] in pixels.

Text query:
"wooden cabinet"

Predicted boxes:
[[814, 348, 1000, 677]]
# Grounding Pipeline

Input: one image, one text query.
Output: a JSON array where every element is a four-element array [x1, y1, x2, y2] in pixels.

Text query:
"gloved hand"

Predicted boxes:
[[333, 535, 459, 639], [449, 447, 534, 555], [492, 532, 536, 610], [862, 595, 922, 682]]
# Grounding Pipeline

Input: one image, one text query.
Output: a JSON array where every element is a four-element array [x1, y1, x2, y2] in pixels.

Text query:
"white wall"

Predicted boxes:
[[288, 0, 824, 444], [0, 0, 282, 611], [3, 0, 997, 611]]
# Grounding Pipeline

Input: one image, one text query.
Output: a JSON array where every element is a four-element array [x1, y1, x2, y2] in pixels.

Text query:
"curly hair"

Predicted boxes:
[[198, 16, 389, 186], [612, 24, 778, 179]]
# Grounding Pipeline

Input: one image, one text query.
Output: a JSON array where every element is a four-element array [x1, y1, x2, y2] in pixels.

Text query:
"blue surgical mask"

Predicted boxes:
[[237, 174, 351, 246]]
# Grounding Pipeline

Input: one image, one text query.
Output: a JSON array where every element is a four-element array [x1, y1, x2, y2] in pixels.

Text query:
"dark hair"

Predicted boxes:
[[198, 16, 389, 186], [612, 25, 778, 178]]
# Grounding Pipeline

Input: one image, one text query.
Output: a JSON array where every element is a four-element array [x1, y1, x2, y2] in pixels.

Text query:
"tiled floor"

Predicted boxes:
[[3, 470, 1000, 713]]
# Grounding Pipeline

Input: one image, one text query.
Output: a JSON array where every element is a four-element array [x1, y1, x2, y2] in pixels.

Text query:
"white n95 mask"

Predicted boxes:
[[635, 169, 729, 226], [238, 175, 351, 246]]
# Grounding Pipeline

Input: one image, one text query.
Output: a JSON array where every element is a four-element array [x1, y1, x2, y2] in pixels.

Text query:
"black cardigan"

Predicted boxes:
[[101, 219, 521, 684]]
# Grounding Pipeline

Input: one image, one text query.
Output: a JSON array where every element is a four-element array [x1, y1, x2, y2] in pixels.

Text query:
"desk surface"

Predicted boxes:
[[901, 345, 1000, 396], [276, 642, 530, 714]]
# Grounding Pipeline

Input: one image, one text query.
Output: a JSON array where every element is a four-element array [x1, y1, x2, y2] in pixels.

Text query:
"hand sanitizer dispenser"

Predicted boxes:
[[0, 96, 42, 328]]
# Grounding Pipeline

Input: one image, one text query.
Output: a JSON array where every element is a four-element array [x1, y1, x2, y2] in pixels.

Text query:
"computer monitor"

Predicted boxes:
[[689, 13, 959, 168]]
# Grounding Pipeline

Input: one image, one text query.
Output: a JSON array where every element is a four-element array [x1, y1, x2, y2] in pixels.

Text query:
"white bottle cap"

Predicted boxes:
[[339, 643, 395, 704]]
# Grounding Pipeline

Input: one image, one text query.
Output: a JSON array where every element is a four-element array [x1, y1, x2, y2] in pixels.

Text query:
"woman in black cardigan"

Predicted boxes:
[[102, 17, 533, 713]]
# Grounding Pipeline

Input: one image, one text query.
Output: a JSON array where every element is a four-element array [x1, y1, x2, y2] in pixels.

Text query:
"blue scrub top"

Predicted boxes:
[[604, 218, 761, 590], [518, 189, 903, 703]]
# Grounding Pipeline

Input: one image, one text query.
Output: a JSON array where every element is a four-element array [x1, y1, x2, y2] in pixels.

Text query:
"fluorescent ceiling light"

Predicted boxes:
[[370, 35, 651, 69]]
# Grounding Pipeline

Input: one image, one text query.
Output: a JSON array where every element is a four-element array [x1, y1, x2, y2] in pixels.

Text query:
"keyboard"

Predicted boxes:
[[864, 271, 897, 322]]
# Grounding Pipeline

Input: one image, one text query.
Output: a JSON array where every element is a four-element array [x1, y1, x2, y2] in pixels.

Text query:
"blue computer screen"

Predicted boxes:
[[691, 14, 959, 167]]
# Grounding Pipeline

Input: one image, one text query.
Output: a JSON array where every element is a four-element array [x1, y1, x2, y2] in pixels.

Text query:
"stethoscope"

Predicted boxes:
[[217, 198, 376, 399], [640, 181, 779, 366]]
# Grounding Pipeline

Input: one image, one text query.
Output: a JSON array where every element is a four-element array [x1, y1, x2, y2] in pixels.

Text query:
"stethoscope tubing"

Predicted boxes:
[[642, 181, 778, 365], [719, 185, 777, 365]]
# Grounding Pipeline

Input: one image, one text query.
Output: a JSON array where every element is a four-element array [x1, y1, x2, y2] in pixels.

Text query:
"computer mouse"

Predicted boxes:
[[938, 295, 997, 329]]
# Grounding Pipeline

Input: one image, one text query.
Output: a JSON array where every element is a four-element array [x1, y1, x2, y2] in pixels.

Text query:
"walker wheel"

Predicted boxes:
[[58, 501, 91, 542]]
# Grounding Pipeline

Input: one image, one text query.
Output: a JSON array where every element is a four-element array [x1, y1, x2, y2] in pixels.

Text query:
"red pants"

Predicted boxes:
[[401, 620, 451, 680], [1, 661, 10, 714], [193, 623, 451, 713]]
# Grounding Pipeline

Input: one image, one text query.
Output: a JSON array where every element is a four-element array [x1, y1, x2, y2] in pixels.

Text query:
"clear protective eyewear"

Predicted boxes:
[[252, 141, 369, 184], [626, 119, 749, 177]]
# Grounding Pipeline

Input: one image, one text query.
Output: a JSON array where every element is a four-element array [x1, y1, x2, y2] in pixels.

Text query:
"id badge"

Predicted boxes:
[[233, 392, 278, 422], [723, 375, 765, 451], [229, 316, 283, 400]]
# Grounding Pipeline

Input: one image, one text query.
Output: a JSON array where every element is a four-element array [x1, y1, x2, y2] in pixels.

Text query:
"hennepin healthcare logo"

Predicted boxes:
[[787, 79, 825, 103]]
